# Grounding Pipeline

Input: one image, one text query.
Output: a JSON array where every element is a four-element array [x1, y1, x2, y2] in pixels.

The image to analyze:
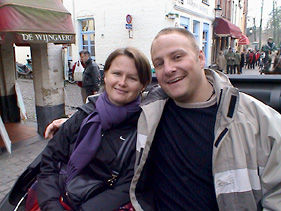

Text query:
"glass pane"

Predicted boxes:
[[91, 46, 95, 57], [193, 22, 196, 33], [88, 19, 95, 31], [81, 20, 89, 31], [90, 34, 95, 45], [81, 19, 95, 32], [82, 34, 88, 45]]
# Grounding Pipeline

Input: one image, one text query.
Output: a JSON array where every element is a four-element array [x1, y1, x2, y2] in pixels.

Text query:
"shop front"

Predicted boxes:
[[212, 17, 242, 62], [0, 0, 75, 141]]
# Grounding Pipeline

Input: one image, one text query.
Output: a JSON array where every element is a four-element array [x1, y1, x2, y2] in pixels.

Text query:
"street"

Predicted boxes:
[[17, 79, 84, 121]]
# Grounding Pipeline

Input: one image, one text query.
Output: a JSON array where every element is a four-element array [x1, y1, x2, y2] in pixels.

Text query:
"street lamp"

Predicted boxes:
[[215, 4, 222, 17]]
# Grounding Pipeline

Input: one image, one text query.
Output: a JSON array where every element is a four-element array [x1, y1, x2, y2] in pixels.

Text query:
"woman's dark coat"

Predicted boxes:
[[37, 96, 139, 211]]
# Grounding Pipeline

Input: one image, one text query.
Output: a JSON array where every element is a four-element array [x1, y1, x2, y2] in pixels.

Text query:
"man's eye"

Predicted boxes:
[[113, 72, 120, 75], [154, 62, 163, 68], [174, 55, 181, 60]]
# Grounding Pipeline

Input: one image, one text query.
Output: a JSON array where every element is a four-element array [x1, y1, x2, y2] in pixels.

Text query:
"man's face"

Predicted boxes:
[[151, 33, 206, 104], [81, 54, 89, 63]]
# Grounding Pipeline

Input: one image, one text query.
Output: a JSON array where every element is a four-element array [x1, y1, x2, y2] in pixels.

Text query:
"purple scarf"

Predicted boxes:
[[67, 92, 140, 182]]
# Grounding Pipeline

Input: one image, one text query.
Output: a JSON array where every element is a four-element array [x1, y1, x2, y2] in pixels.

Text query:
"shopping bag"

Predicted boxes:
[[73, 60, 84, 81]]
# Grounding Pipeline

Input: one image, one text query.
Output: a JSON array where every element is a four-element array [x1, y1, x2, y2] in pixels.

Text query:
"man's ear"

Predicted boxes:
[[199, 50, 206, 68]]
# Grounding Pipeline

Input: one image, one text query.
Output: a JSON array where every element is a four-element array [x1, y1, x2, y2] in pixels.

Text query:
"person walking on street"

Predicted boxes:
[[255, 50, 261, 67], [240, 51, 245, 74], [234, 51, 241, 74], [225, 47, 235, 74], [216, 51, 226, 72], [262, 37, 278, 72], [246, 50, 250, 69], [251, 50, 256, 69], [81, 50, 101, 103], [130, 27, 281, 211]]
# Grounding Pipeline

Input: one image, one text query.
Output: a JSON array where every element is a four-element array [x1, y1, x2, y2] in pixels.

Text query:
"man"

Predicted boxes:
[[80, 50, 101, 103], [225, 47, 235, 74], [234, 50, 241, 74], [216, 51, 226, 72], [262, 37, 278, 72], [130, 27, 281, 210]]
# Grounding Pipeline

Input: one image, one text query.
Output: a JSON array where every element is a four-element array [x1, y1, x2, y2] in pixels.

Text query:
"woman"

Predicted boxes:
[[37, 47, 151, 211], [216, 51, 226, 72]]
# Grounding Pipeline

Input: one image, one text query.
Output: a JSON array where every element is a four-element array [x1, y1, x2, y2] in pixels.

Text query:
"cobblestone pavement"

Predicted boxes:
[[17, 79, 84, 121]]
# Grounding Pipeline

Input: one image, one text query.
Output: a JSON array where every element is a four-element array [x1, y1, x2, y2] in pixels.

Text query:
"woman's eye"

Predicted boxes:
[[129, 77, 137, 81], [113, 72, 120, 76]]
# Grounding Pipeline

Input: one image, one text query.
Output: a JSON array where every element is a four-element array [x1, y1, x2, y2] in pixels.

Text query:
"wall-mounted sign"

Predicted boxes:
[[0, 32, 75, 44], [126, 14, 132, 24], [125, 24, 133, 30]]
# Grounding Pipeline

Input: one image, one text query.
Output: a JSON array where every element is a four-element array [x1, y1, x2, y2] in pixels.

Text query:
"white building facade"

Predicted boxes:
[[63, 0, 216, 67]]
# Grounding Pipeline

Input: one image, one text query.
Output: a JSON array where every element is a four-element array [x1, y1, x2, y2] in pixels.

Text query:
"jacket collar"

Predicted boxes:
[[85, 57, 92, 66]]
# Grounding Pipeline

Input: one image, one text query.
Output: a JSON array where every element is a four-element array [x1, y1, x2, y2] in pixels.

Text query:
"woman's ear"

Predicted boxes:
[[103, 71, 107, 84]]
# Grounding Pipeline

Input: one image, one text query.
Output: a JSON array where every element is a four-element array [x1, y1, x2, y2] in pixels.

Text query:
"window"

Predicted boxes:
[[193, 20, 200, 42], [79, 18, 95, 59], [180, 16, 189, 30], [178, 0, 184, 4], [203, 23, 209, 66], [202, 0, 209, 5]]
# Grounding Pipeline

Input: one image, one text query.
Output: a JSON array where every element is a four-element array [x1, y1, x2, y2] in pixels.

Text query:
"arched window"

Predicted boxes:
[[79, 18, 95, 60]]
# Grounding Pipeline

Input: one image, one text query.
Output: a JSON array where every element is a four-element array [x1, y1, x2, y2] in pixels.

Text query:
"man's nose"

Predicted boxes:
[[163, 61, 176, 74]]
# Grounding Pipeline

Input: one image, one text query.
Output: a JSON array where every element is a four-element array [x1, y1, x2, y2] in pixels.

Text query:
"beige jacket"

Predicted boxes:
[[130, 69, 281, 211]]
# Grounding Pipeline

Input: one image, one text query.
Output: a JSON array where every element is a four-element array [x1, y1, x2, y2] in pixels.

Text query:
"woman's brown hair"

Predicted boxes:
[[104, 47, 152, 88]]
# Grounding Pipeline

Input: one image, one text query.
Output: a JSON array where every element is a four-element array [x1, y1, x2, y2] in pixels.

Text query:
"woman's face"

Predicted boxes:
[[104, 55, 144, 106]]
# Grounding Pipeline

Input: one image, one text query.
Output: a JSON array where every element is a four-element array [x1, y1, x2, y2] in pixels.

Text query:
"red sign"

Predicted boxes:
[[126, 14, 132, 24]]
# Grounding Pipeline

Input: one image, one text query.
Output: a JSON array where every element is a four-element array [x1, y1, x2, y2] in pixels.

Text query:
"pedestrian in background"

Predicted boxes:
[[246, 50, 250, 69], [240, 51, 245, 74], [81, 50, 101, 103], [234, 51, 241, 74], [262, 37, 278, 72], [225, 47, 235, 74], [251, 50, 256, 69], [216, 51, 226, 72], [255, 50, 261, 67]]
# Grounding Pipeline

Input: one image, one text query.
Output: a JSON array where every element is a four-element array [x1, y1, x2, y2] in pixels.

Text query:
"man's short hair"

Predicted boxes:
[[79, 49, 90, 56], [151, 27, 199, 54]]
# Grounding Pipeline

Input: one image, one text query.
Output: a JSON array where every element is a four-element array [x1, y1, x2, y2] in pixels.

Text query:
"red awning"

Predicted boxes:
[[238, 34, 249, 45], [0, 0, 75, 44], [214, 17, 242, 39]]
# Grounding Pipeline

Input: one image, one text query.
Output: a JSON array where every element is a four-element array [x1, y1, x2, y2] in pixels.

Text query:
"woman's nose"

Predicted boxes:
[[118, 76, 127, 86]]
